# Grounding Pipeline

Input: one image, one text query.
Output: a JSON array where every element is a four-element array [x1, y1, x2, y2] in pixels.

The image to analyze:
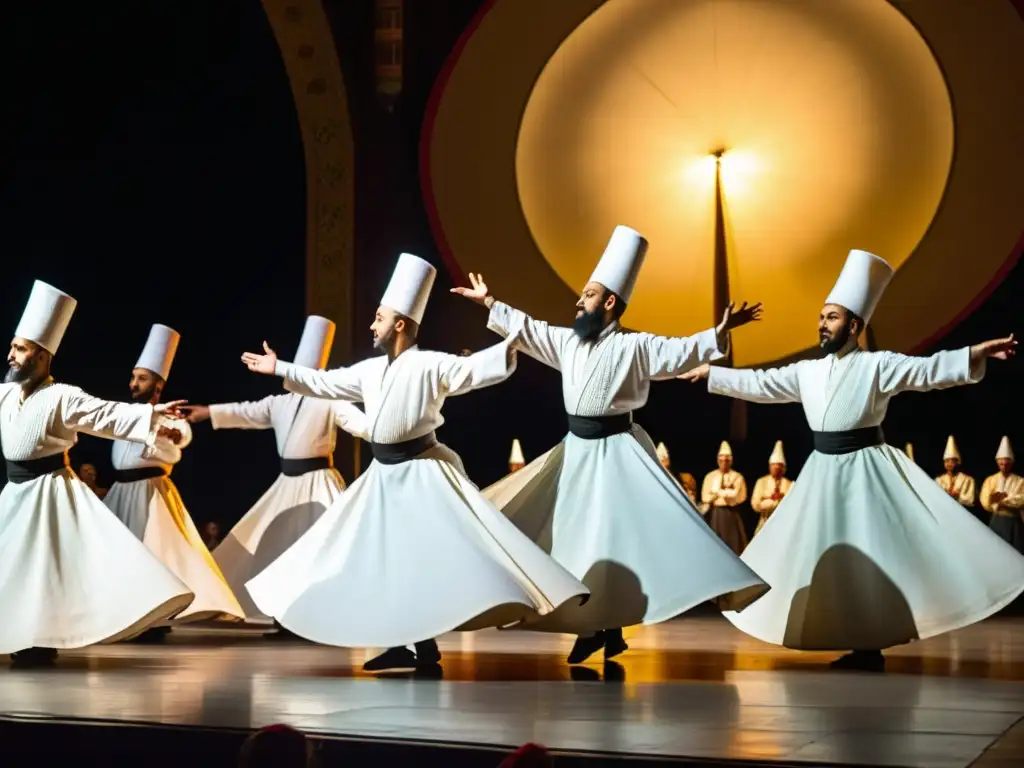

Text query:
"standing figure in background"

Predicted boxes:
[[656, 442, 671, 472], [935, 435, 978, 521], [455, 225, 768, 665], [701, 442, 749, 554], [905, 443, 916, 463], [105, 324, 244, 630], [509, 439, 526, 472], [750, 441, 793, 536], [202, 521, 222, 551], [77, 462, 108, 499], [682, 248, 1023, 671], [981, 437, 1024, 552], [679, 473, 698, 505], [186, 316, 369, 625], [0, 281, 193, 666], [240, 254, 589, 672]]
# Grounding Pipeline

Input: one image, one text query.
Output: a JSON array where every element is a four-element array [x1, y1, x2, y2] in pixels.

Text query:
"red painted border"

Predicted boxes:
[[421, 0, 1024, 347], [419, 0, 500, 286]]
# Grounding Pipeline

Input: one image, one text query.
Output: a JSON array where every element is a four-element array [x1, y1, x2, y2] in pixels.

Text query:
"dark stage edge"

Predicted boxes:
[[1, 616, 1023, 768]]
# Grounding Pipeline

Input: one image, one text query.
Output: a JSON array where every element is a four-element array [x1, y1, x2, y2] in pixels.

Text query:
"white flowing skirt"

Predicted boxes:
[[106, 477, 244, 622], [725, 445, 1024, 650], [482, 424, 770, 634], [246, 443, 590, 648], [213, 467, 345, 621], [0, 469, 194, 653]]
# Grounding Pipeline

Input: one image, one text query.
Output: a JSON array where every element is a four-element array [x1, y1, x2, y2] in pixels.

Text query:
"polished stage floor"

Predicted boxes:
[[1, 615, 1023, 767]]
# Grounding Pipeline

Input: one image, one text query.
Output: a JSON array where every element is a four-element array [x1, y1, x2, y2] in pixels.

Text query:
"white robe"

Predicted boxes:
[[245, 340, 590, 648], [706, 347, 1024, 650], [935, 472, 976, 508], [0, 379, 193, 653], [105, 418, 244, 622], [209, 394, 369, 621], [480, 301, 769, 634], [751, 474, 794, 535], [980, 472, 1024, 552]]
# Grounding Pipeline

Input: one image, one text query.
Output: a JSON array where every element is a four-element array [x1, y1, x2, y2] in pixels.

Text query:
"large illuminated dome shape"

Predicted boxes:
[[423, 0, 1024, 367]]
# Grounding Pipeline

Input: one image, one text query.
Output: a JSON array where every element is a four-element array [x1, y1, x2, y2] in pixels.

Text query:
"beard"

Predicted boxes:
[[373, 328, 394, 353], [572, 308, 605, 342], [3, 365, 30, 384], [130, 385, 157, 403], [820, 321, 854, 355]]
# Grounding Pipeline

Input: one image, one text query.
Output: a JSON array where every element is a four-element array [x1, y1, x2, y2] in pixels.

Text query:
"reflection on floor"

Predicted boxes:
[[1, 615, 1022, 767]]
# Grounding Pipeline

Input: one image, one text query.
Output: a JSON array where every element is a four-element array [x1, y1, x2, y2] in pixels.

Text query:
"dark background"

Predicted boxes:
[[4, 0, 1020, 529]]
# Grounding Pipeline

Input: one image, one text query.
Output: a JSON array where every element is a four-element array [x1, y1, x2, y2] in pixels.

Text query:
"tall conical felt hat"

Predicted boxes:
[[824, 249, 894, 324], [943, 435, 961, 462], [509, 438, 525, 465], [656, 442, 670, 461], [768, 440, 786, 465], [380, 253, 436, 325], [134, 324, 180, 381], [15, 280, 77, 355], [996, 436, 1014, 461], [293, 315, 336, 370], [904, 443, 915, 463], [718, 440, 732, 457], [587, 226, 648, 303]]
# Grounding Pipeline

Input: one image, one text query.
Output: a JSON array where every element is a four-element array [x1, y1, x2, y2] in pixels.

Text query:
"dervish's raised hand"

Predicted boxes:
[[450, 273, 494, 308], [241, 342, 278, 375]]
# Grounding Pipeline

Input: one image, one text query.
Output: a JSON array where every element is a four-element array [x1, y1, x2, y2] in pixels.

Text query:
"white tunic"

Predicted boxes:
[[209, 394, 369, 621], [480, 301, 769, 634], [106, 418, 245, 622], [707, 346, 1024, 650], [751, 474, 794, 536], [935, 472, 976, 508], [980, 472, 1024, 516], [245, 341, 590, 648], [0, 380, 193, 653]]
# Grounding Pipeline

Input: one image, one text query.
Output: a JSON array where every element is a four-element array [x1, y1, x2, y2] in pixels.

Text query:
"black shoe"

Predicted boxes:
[[267, 621, 301, 641], [414, 639, 442, 666], [364, 647, 417, 672], [10, 647, 58, 668], [603, 628, 628, 661], [829, 650, 885, 672], [567, 631, 605, 664], [130, 626, 171, 644]]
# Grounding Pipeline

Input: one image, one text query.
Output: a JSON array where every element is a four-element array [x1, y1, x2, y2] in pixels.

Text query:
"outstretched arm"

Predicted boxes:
[[877, 334, 1015, 395], [643, 301, 763, 379], [434, 339, 518, 397], [189, 395, 276, 431], [452, 272, 571, 370], [240, 341, 364, 402], [682, 361, 803, 404], [60, 388, 187, 445]]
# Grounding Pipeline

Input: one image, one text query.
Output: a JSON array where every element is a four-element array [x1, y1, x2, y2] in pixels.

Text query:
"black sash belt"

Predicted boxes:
[[280, 456, 333, 477], [113, 466, 169, 483], [567, 413, 633, 440], [812, 426, 885, 455], [371, 432, 437, 465], [5, 453, 70, 484]]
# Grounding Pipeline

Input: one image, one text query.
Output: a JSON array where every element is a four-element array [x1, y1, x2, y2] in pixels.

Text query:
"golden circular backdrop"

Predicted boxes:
[[423, 0, 1024, 367]]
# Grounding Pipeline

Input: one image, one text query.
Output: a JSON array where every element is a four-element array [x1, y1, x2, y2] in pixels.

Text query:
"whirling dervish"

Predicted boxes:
[[185, 315, 369, 625], [453, 225, 769, 665], [681, 248, 1024, 671], [104, 324, 244, 630], [237, 253, 589, 672], [0, 281, 194, 665]]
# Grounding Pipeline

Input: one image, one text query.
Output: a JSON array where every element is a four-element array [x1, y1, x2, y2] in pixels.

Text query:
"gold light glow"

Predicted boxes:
[[423, 0, 1024, 365], [514, 0, 953, 366]]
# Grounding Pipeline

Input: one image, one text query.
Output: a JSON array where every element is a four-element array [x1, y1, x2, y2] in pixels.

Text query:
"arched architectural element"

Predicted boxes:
[[262, 0, 359, 474], [262, 0, 355, 368]]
